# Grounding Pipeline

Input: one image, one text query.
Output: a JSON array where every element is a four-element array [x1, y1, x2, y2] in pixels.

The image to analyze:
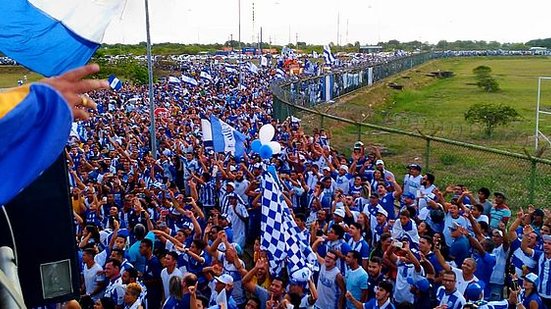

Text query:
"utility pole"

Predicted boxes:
[[144, 0, 156, 159], [337, 12, 340, 46]]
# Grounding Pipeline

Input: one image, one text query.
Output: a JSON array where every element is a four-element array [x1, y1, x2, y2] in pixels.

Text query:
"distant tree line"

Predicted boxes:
[[94, 38, 551, 56]]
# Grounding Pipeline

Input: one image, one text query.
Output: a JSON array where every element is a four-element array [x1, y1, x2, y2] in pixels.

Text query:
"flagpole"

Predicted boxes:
[[238, 0, 242, 87], [144, 0, 157, 159]]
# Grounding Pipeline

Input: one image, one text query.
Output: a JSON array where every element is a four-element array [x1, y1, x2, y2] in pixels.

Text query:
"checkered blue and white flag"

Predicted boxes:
[[261, 172, 315, 282], [323, 45, 336, 65]]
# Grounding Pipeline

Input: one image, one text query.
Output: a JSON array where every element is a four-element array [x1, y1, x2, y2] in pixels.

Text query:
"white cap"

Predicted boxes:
[[215, 274, 234, 285], [375, 159, 385, 165], [339, 165, 349, 173], [322, 166, 331, 172], [334, 208, 346, 218], [226, 182, 235, 188], [376, 205, 388, 217]]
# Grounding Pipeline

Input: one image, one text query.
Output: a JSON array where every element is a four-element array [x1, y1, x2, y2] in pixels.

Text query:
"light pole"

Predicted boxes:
[[144, 0, 157, 159]]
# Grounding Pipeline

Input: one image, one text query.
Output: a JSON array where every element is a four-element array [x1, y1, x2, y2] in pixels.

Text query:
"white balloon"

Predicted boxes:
[[268, 141, 282, 154], [258, 124, 275, 143]]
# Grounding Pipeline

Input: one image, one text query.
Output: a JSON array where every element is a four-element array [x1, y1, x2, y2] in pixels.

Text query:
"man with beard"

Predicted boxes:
[[345, 280, 395, 309], [366, 257, 384, 300]]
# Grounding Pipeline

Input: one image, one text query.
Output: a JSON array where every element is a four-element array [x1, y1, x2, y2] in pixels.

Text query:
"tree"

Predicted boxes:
[[464, 104, 521, 137], [472, 66, 500, 92]]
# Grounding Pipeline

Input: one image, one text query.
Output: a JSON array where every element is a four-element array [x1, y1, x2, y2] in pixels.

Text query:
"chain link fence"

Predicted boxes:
[[272, 57, 551, 209]]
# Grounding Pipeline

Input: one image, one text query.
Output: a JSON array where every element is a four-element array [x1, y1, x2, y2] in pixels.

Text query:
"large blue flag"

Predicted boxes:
[[0, 0, 125, 77], [208, 115, 246, 158]]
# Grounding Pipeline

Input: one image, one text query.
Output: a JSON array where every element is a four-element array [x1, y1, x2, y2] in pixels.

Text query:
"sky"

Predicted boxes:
[[103, 0, 551, 46]]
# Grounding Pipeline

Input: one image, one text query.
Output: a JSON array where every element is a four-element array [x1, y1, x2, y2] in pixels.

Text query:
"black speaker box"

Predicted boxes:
[[0, 155, 79, 307]]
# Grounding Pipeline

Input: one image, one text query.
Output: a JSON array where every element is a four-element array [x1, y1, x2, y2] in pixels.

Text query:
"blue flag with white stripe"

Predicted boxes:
[[107, 74, 122, 91], [323, 45, 336, 65], [261, 172, 315, 282], [209, 115, 246, 157], [181, 75, 198, 86], [247, 62, 259, 74], [200, 71, 213, 81]]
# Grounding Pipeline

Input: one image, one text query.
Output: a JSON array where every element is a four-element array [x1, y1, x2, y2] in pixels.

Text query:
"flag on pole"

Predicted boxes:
[[181, 75, 198, 86], [168, 76, 181, 84], [200, 71, 213, 81], [0, 0, 125, 77], [323, 45, 336, 65], [260, 56, 268, 67], [247, 62, 259, 74], [261, 172, 315, 282], [201, 118, 213, 148], [107, 75, 123, 91], [209, 115, 246, 157]]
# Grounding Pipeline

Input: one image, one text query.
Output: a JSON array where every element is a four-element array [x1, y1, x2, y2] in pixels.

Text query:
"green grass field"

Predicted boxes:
[[321, 57, 551, 155], [0, 66, 42, 88]]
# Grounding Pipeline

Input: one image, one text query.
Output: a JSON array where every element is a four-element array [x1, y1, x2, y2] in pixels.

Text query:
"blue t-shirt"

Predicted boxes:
[[345, 267, 368, 309]]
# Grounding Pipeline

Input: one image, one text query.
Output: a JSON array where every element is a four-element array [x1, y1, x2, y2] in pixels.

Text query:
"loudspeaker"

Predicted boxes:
[[0, 155, 79, 307]]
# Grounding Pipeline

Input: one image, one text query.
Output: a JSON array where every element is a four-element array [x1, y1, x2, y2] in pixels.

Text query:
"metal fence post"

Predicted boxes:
[[425, 138, 431, 171], [529, 160, 537, 204]]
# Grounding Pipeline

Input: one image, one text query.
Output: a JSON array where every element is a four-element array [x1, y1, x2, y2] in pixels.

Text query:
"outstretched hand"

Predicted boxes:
[[42, 64, 109, 120]]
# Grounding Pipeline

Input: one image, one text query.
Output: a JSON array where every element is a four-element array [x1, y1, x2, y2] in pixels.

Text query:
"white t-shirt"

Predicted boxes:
[[161, 267, 183, 300], [452, 267, 479, 295], [83, 262, 104, 300]]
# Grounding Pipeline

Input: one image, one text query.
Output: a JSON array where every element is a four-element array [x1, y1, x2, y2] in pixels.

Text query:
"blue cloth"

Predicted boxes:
[[0, 84, 71, 205], [0, 1, 99, 76]]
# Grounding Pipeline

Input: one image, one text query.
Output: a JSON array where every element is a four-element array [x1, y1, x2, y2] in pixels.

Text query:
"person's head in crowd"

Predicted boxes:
[[442, 270, 457, 293], [357, 212, 369, 229], [542, 224, 551, 236], [369, 193, 380, 206], [267, 276, 286, 300], [244, 297, 261, 309], [123, 282, 141, 307], [344, 250, 362, 269], [225, 181, 235, 193], [408, 277, 430, 296], [448, 203, 460, 218], [109, 248, 125, 263], [372, 169, 384, 182], [294, 213, 306, 229], [228, 194, 239, 206], [375, 160, 385, 172], [380, 233, 393, 252], [376, 207, 388, 225], [422, 173, 435, 186], [133, 223, 146, 241], [367, 256, 383, 278], [543, 235, 551, 255], [324, 250, 338, 269], [524, 229, 539, 249], [82, 248, 97, 267], [322, 176, 332, 189], [84, 225, 101, 243], [376, 280, 393, 304], [532, 208, 544, 226], [121, 267, 138, 285], [376, 183, 389, 197], [139, 238, 153, 258], [398, 209, 411, 226], [190, 239, 206, 255], [327, 224, 345, 241], [219, 214, 230, 228], [235, 170, 245, 182], [316, 209, 327, 223], [418, 235, 433, 255], [195, 295, 209, 309], [493, 191, 506, 205], [338, 165, 349, 176], [93, 297, 116, 309], [417, 221, 433, 237], [174, 228, 187, 244], [348, 222, 363, 240], [182, 273, 198, 294], [214, 274, 234, 294], [523, 273, 539, 296], [333, 208, 345, 224], [470, 204, 485, 219], [461, 258, 477, 277], [478, 221, 490, 235], [353, 175, 363, 187], [166, 275, 183, 301], [477, 187, 490, 202], [165, 251, 178, 270], [407, 163, 422, 177], [104, 258, 121, 280], [288, 278, 306, 300]]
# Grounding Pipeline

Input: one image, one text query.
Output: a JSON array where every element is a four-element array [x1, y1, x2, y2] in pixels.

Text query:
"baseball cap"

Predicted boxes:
[[407, 163, 422, 171], [229, 166, 237, 172], [525, 273, 539, 286], [339, 165, 349, 173], [322, 166, 331, 172], [464, 282, 484, 301], [376, 206, 388, 217], [403, 192, 415, 199], [226, 182, 235, 188], [334, 208, 345, 218], [406, 277, 430, 292], [533, 208, 544, 217], [492, 230, 503, 237], [493, 191, 507, 199], [353, 141, 364, 149], [215, 274, 234, 285], [375, 159, 385, 165]]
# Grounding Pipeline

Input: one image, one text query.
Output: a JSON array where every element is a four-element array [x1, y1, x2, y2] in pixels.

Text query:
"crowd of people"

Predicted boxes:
[[66, 56, 551, 309]]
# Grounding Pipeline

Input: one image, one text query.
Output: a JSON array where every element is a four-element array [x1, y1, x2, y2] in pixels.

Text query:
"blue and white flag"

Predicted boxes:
[[168, 76, 181, 84], [200, 71, 213, 81], [225, 67, 238, 74], [260, 56, 269, 67], [0, 0, 125, 77], [261, 172, 315, 282], [323, 45, 336, 65], [275, 68, 286, 79], [201, 118, 213, 148], [107, 74, 122, 91], [303, 60, 315, 75], [181, 75, 198, 86], [247, 62, 259, 74], [209, 115, 246, 157]]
